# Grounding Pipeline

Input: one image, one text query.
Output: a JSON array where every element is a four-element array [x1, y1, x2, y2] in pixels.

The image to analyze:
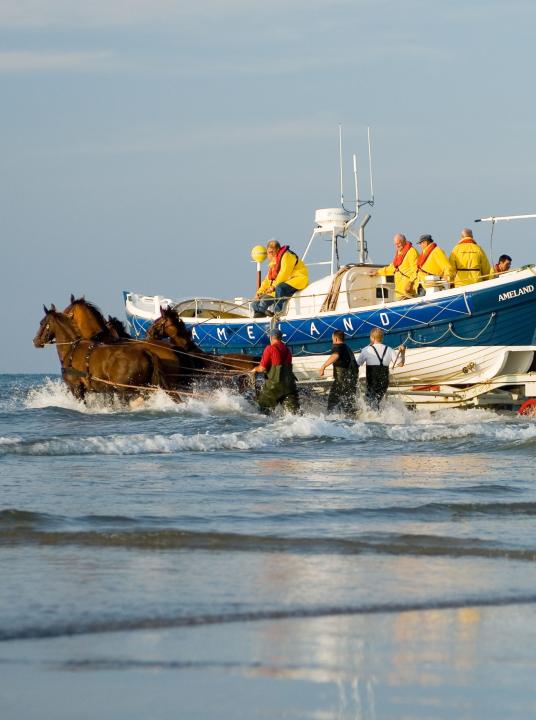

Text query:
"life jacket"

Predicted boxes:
[[393, 242, 412, 270], [417, 242, 437, 270], [268, 246, 298, 281]]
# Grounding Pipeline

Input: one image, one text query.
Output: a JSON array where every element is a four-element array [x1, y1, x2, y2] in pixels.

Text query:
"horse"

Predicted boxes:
[[146, 306, 259, 389], [63, 295, 197, 388], [33, 305, 175, 402]]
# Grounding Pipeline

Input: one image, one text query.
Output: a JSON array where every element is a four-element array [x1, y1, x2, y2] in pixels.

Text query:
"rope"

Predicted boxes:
[[45, 337, 252, 378], [448, 312, 495, 341], [402, 313, 495, 346], [85, 376, 216, 399]]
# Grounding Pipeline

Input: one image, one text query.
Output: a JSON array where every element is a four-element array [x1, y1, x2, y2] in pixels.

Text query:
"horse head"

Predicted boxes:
[[33, 304, 61, 347], [63, 296, 108, 340]]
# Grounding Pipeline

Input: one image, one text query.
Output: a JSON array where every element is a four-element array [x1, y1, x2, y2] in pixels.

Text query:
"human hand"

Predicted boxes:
[[318, 367, 325, 377]]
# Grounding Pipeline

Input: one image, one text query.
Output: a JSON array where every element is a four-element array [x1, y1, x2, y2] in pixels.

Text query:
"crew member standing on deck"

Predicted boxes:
[[251, 329, 300, 414], [356, 328, 405, 410], [416, 234, 454, 292], [449, 228, 491, 287], [371, 233, 418, 300], [252, 239, 309, 318], [318, 330, 358, 417]]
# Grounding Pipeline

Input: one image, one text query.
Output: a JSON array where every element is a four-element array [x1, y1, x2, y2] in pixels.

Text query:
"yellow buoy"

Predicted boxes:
[[251, 245, 267, 263]]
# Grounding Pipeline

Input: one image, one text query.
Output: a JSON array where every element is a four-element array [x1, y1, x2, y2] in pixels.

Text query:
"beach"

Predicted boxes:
[[1, 374, 536, 719]]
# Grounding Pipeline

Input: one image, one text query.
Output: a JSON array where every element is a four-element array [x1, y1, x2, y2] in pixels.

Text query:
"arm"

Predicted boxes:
[[480, 250, 491, 280], [318, 351, 339, 377], [257, 273, 272, 297], [438, 248, 454, 282], [375, 262, 395, 277], [251, 346, 271, 374], [391, 345, 405, 368]]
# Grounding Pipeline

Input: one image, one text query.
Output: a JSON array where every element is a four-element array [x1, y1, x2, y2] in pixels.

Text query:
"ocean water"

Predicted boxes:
[[1, 373, 536, 719]]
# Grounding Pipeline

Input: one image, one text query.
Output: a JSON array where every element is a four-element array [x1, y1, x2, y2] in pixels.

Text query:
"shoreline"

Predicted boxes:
[[2, 603, 536, 719]]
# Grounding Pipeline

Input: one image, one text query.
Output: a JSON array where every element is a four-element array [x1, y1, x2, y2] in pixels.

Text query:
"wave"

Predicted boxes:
[[2, 513, 536, 560], [2, 592, 536, 643], [2, 410, 536, 456], [22, 377, 258, 417]]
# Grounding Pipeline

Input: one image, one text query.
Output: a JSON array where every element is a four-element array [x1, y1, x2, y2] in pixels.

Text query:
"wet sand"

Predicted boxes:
[[2, 602, 536, 720]]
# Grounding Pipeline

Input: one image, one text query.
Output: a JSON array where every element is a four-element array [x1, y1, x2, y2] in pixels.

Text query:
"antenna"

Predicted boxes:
[[475, 212, 536, 262], [475, 213, 536, 222], [367, 126, 374, 206], [353, 153, 359, 214], [339, 124, 344, 209]]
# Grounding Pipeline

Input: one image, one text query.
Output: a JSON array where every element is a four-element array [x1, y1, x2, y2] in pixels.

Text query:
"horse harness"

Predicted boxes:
[[61, 340, 101, 387]]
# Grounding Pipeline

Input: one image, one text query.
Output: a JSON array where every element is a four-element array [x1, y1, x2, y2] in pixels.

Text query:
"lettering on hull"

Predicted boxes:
[[498, 285, 534, 302]]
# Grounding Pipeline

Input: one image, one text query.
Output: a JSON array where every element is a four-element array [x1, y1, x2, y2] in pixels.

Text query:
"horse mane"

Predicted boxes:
[[107, 315, 131, 339], [164, 306, 193, 341], [70, 297, 108, 328]]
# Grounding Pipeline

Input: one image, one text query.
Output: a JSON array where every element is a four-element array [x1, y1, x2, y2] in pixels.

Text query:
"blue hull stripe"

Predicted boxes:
[[125, 277, 536, 355]]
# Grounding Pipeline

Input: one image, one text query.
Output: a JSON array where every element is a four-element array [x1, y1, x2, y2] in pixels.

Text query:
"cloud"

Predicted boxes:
[[0, 50, 113, 73], [0, 0, 344, 29], [32, 119, 349, 158]]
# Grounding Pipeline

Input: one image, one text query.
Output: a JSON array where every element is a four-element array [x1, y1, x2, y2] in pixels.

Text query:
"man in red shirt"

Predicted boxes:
[[251, 329, 300, 413]]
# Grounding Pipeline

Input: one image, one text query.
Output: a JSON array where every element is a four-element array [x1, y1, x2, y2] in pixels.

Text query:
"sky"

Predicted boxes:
[[2, 0, 536, 372]]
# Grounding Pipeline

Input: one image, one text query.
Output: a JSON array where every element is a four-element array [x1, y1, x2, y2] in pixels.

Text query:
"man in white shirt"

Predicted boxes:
[[357, 328, 405, 409]]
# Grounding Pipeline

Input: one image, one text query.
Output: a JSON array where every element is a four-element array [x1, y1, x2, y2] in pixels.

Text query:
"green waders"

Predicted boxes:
[[257, 364, 300, 414]]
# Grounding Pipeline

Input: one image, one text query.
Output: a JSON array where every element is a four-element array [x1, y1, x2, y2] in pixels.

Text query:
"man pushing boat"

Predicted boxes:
[[250, 329, 300, 414]]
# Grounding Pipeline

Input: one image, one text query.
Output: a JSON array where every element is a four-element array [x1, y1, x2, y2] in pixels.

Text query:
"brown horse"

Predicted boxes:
[[33, 305, 174, 402], [63, 295, 197, 387], [146, 306, 259, 388]]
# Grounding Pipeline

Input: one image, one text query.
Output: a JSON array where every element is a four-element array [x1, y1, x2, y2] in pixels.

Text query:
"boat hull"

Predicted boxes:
[[124, 268, 536, 384]]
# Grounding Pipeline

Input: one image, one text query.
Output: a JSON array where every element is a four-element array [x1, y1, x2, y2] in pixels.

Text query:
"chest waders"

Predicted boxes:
[[328, 365, 358, 417], [257, 364, 300, 414], [365, 346, 389, 410]]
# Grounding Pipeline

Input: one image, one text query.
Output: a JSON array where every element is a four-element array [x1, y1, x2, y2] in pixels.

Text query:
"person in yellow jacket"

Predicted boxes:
[[449, 228, 491, 287], [252, 239, 309, 317], [372, 233, 418, 300], [416, 234, 454, 291]]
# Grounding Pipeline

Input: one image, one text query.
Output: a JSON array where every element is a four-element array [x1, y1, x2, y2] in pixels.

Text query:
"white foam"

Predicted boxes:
[[0, 436, 22, 446], [23, 378, 259, 418]]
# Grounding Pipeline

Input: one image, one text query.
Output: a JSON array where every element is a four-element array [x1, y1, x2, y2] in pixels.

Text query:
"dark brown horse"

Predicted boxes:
[[146, 306, 259, 387], [63, 295, 197, 387], [33, 305, 174, 402]]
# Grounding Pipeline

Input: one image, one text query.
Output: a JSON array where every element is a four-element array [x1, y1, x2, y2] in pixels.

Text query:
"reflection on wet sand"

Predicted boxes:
[[249, 605, 489, 719]]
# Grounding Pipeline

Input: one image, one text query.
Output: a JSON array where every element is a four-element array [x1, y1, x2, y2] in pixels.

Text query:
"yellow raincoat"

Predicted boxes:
[[257, 249, 309, 297], [449, 240, 491, 287], [417, 245, 454, 287], [376, 245, 419, 299]]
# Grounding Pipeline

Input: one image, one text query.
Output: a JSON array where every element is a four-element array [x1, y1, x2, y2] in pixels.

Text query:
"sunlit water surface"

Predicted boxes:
[[1, 374, 536, 719]]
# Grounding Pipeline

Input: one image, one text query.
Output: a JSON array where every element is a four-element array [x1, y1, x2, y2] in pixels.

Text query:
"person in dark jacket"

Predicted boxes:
[[319, 330, 358, 416], [251, 329, 300, 413]]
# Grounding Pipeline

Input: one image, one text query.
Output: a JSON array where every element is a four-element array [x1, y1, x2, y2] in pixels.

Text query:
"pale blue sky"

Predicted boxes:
[[2, 0, 535, 372]]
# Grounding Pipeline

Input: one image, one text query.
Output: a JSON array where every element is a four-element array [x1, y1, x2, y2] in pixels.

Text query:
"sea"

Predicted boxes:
[[1, 373, 536, 720]]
